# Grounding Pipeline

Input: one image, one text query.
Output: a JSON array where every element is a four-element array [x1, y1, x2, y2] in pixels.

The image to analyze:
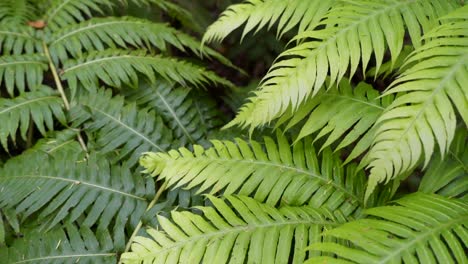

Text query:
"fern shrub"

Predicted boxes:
[[0, 0, 467, 263]]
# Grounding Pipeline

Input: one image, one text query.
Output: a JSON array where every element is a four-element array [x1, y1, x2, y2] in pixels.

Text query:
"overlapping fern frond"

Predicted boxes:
[[219, 0, 460, 129], [0, 54, 48, 95], [125, 82, 224, 146], [69, 89, 173, 166], [0, 150, 154, 233], [306, 193, 468, 264], [203, 0, 335, 43], [0, 23, 41, 55], [0, 87, 65, 150], [121, 195, 342, 264], [141, 132, 366, 215], [61, 49, 233, 91], [363, 6, 468, 198], [0, 0, 38, 23], [0, 224, 117, 263]]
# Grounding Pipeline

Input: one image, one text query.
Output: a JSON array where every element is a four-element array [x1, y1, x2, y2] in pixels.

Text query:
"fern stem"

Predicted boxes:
[[118, 181, 168, 262], [42, 41, 88, 154]]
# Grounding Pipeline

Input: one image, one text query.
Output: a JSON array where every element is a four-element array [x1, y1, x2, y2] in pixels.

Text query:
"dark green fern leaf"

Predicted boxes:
[[141, 132, 366, 215], [0, 0, 38, 24], [0, 87, 65, 150], [306, 193, 468, 264], [61, 49, 233, 91], [0, 54, 48, 95], [121, 195, 344, 264], [0, 23, 41, 55], [0, 224, 117, 264], [69, 89, 173, 166]]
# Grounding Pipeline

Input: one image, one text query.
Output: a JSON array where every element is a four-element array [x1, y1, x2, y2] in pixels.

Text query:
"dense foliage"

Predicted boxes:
[[0, 0, 466, 263]]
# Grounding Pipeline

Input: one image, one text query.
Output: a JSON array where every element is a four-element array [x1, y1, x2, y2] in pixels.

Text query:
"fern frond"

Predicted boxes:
[[147, 0, 200, 32], [0, 54, 48, 95], [0, 23, 41, 55], [125, 82, 224, 146], [69, 89, 173, 166], [61, 49, 233, 91], [419, 128, 467, 199], [226, 0, 460, 129], [0, 0, 38, 23], [277, 80, 392, 163], [0, 87, 65, 150], [363, 6, 468, 199], [203, 0, 335, 44], [43, 0, 113, 31], [0, 224, 117, 263], [141, 132, 366, 215], [0, 151, 154, 232], [121, 195, 342, 264], [306, 193, 468, 264]]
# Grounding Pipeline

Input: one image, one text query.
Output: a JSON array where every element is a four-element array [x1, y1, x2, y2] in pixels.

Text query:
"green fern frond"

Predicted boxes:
[[419, 128, 467, 199], [226, 0, 460, 129], [43, 0, 113, 31], [69, 89, 173, 166], [0, 87, 65, 150], [125, 82, 224, 146], [0, 54, 48, 95], [147, 0, 200, 32], [203, 0, 335, 44], [0, 23, 41, 55], [121, 195, 342, 264], [277, 80, 393, 163], [0, 0, 38, 23], [364, 6, 468, 199], [61, 49, 233, 91], [0, 151, 154, 232], [306, 193, 468, 264], [141, 132, 366, 214], [0, 224, 117, 263]]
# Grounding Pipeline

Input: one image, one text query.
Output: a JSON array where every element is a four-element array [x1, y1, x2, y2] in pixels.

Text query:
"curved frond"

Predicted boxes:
[[0, 23, 41, 55], [61, 49, 233, 91], [0, 224, 117, 263], [419, 128, 468, 199], [0, 0, 38, 23], [43, 0, 113, 30], [69, 89, 173, 166], [226, 0, 459, 129], [121, 195, 342, 264], [141, 132, 366, 215], [364, 6, 468, 199], [306, 193, 468, 264], [0, 54, 48, 95], [125, 82, 224, 146], [203, 0, 335, 44], [0, 151, 154, 232], [0, 87, 65, 151], [278, 80, 392, 162]]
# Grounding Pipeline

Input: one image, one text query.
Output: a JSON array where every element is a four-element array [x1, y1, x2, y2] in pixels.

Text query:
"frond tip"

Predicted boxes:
[[305, 193, 468, 264], [121, 195, 342, 264]]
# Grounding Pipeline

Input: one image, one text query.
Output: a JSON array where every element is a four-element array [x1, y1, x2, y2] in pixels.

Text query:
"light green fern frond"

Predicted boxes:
[[0, 87, 65, 150], [203, 0, 335, 43], [0, 224, 117, 263], [141, 132, 366, 214], [419, 128, 467, 199], [364, 6, 468, 199], [61, 49, 233, 91], [69, 89, 173, 166], [277, 80, 393, 163], [306, 193, 468, 264], [226, 0, 459, 129], [121, 195, 342, 264], [0, 151, 154, 233], [0, 54, 48, 95], [125, 82, 224, 146], [0, 23, 41, 55]]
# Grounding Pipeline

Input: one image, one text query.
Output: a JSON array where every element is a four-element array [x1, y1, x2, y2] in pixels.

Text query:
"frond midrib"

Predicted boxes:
[[0, 175, 147, 201], [156, 91, 194, 144], [89, 105, 164, 152], [376, 213, 468, 263], [13, 253, 116, 264], [137, 217, 339, 258], [0, 60, 44, 68], [0, 96, 57, 115], [63, 54, 153, 73], [169, 156, 363, 206], [44, 0, 73, 23], [0, 30, 33, 39], [323, 93, 384, 110]]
